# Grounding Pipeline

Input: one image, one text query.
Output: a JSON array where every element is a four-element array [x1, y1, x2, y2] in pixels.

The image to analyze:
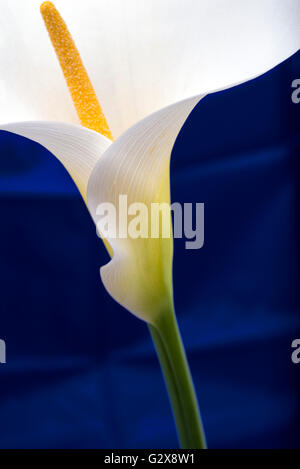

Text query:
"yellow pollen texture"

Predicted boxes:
[[40, 2, 113, 140]]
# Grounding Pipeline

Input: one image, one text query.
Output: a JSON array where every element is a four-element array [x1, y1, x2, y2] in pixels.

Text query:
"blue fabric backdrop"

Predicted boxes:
[[0, 51, 300, 449]]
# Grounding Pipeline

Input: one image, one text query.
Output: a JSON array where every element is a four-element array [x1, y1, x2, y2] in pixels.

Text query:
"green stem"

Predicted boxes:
[[149, 309, 207, 449]]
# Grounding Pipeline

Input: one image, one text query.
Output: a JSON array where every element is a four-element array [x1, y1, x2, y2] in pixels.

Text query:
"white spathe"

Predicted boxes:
[[0, 0, 299, 322], [0, 121, 111, 200], [87, 95, 201, 322]]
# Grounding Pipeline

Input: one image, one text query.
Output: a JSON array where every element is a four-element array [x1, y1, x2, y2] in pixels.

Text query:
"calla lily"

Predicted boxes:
[[1, 0, 299, 320], [1, 0, 299, 449]]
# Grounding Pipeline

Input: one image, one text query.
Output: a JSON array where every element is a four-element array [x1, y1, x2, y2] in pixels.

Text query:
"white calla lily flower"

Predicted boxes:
[[0, 0, 299, 448], [0, 0, 299, 322]]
